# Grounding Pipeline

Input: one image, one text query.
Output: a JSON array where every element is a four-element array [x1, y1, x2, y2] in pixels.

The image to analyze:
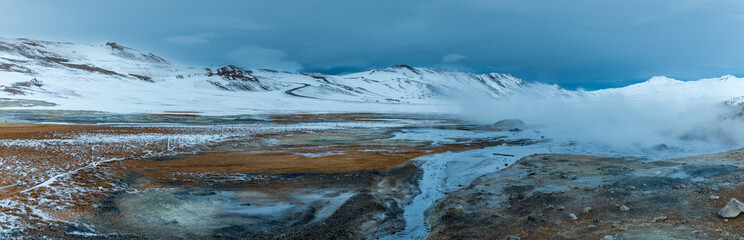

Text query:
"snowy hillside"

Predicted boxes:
[[1, 37, 743, 115], [0, 37, 564, 115], [590, 75, 744, 102]]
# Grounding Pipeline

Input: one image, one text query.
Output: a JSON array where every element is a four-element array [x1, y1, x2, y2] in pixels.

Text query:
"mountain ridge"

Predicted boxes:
[[1, 37, 743, 114]]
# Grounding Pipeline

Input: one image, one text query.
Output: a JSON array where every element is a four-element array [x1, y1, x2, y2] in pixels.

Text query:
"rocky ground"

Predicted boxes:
[[426, 149, 744, 239], [0, 111, 521, 239], [5, 111, 744, 239]]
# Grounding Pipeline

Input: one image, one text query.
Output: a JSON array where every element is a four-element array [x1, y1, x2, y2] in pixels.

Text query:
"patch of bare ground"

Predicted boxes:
[[0, 124, 241, 236], [0, 79, 42, 95], [121, 133, 519, 187], [0, 124, 186, 141], [0, 62, 33, 73], [128, 73, 153, 82], [43, 56, 126, 77], [126, 145, 437, 176], [426, 150, 744, 240], [269, 112, 454, 123], [270, 113, 384, 123], [150, 113, 201, 118]]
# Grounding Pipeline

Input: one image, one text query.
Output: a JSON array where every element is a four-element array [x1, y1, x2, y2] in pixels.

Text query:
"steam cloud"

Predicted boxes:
[[457, 90, 744, 157]]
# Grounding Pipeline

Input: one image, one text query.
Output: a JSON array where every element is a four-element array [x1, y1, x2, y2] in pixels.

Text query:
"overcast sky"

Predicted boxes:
[[2, 0, 744, 89]]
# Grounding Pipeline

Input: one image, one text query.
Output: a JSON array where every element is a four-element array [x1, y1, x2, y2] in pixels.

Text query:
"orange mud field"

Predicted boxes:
[[0, 114, 519, 239]]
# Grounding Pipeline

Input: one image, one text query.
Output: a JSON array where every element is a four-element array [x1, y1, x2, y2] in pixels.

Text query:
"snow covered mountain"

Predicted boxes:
[[1, 37, 743, 115], [0, 37, 572, 114], [590, 75, 744, 102]]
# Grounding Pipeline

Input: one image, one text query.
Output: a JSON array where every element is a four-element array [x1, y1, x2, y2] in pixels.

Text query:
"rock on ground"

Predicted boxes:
[[719, 198, 744, 218]]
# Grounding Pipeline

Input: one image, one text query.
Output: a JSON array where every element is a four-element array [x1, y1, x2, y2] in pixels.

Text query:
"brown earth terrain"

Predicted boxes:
[[426, 149, 744, 240], [0, 115, 519, 239], [0, 123, 228, 233], [8, 113, 740, 239]]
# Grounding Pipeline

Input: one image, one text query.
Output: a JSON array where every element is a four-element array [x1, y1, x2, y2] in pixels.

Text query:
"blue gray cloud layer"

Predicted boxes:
[[2, 0, 743, 89]]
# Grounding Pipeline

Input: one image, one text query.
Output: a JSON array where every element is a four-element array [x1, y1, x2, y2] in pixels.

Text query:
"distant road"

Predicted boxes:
[[284, 83, 319, 99], [283, 82, 424, 106]]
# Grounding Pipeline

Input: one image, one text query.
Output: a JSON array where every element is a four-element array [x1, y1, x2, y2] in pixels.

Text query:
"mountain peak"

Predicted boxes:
[[103, 41, 169, 64], [641, 76, 682, 85], [368, 64, 423, 75], [717, 74, 739, 81]]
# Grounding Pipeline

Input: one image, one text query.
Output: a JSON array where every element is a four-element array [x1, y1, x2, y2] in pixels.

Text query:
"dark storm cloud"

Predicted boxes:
[[2, 0, 743, 89]]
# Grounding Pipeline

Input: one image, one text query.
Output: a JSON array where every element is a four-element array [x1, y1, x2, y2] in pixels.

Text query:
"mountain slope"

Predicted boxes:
[[2, 37, 743, 115], [0, 37, 567, 114], [590, 75, 744, 101]]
